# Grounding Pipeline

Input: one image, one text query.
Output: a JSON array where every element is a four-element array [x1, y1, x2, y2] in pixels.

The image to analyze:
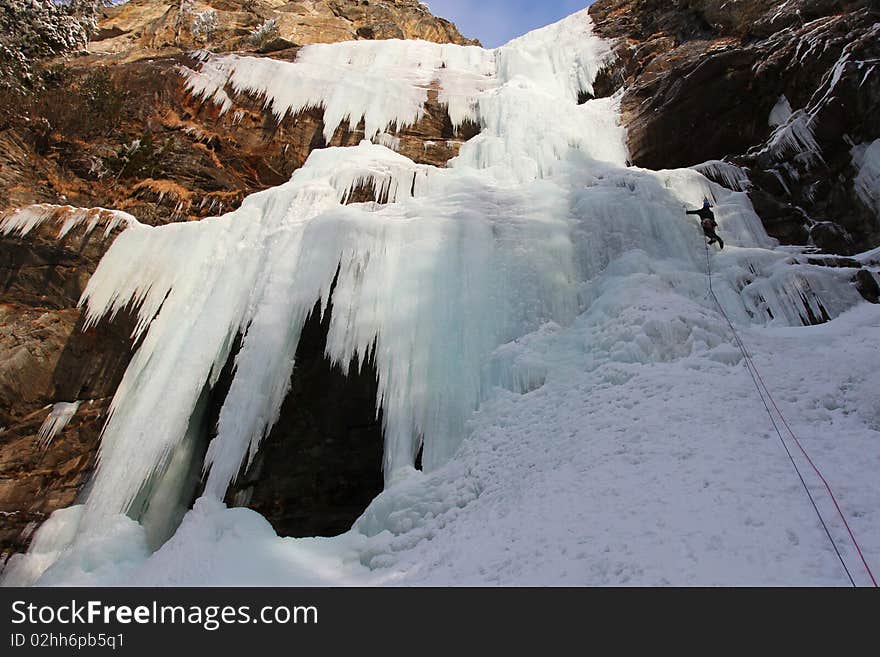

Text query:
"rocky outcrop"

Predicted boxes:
[[1, 0, 479, 225], [91, 0, 479, 59], [0, 211, 138, 565], [0, 399, 111, 561], [0, 53, 474, 226], [0, 1, 474, 563], [589, 0, 880, 254]]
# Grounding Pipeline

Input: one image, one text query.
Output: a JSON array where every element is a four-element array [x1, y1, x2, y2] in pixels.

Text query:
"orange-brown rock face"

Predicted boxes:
[[1, 53, 474, 225], [0, 0, 477, 565], [0, 211, 139, 564], [92, 0, 479, 59], [1, 0, 479, 223]]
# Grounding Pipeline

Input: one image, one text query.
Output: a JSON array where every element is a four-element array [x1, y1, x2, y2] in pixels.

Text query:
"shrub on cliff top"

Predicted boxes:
[[0, 0, 107, 92]]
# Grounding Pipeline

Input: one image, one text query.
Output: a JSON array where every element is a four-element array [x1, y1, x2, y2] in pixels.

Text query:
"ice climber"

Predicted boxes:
[[687, 199, 724, 249]]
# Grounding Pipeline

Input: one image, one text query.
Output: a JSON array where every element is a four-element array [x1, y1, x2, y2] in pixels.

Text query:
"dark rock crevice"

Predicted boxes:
[[226, 298, 384, 539], [854, 269, 880, 303]]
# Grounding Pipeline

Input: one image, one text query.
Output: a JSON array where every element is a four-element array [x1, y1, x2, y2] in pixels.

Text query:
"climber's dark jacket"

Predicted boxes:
[[686, 206, 716, 223], [687, 204, 724, 249]]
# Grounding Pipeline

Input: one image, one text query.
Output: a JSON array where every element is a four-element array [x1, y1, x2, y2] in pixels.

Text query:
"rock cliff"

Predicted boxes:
[[93, 0, 478, 59], [589, 0, 880, 253]]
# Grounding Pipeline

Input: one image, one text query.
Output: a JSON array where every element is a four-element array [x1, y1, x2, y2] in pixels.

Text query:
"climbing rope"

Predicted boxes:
[[703, 241, 877, 588]]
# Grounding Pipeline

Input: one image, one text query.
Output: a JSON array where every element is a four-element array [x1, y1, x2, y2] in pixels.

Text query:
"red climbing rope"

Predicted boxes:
[[704, 242, 877, 587], [750, 365, 879, 587]]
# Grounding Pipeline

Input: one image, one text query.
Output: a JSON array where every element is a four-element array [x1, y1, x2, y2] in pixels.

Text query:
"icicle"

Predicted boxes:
[[375, 133, 401, 151], [0, 205, 134, 240], [181, 41, 496, 142], [768, 95, 793, 128], [761, 110, 823, 166], [37, 402, 81, 447], [851, 139, 880, 214], [693, 161, 750, 192]]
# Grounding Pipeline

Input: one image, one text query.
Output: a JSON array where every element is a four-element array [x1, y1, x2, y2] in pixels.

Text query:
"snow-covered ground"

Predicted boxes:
[[3, 9, 878, 587]]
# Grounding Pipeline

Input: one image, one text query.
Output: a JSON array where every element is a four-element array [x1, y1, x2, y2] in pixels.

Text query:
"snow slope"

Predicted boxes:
[[3, 9, 878, 587]]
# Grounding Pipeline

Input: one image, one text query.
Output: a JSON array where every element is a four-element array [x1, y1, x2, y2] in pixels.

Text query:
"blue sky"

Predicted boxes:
[[426, 1, 594, 48]]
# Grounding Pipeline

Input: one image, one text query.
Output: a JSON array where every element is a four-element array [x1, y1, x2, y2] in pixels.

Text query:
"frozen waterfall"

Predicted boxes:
[[1, 8, 871, 586]]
